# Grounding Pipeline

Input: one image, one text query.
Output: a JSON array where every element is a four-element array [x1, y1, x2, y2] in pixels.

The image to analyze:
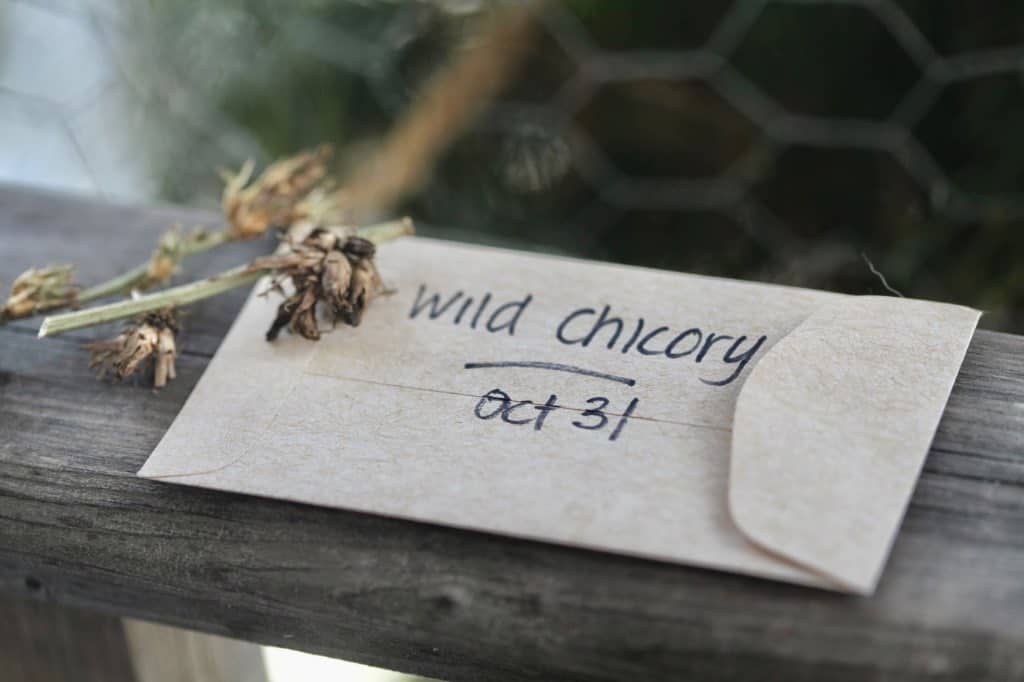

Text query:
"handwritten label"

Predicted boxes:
[[408, 285, 767, 387], [473, 387, 640, 442], [299, 239, 837, 441]]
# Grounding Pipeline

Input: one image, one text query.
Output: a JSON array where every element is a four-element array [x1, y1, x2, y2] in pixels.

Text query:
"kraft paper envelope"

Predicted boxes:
[[139, 236, 979, 594]]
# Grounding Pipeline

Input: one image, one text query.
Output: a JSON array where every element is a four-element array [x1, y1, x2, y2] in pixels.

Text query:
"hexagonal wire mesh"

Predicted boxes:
[[115, 0, 1024, 331]]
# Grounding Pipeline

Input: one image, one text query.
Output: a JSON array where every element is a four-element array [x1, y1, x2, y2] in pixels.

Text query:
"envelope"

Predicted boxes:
[[139, 237, 979, 594]]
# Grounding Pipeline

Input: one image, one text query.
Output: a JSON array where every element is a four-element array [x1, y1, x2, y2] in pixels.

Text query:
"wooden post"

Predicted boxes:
[[0, 599, 268, 682], [123, 619, 269, 682], [1, 599, 136, 682]]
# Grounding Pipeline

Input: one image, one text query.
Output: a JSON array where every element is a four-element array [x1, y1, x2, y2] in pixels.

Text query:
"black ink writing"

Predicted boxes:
[[408, 284, 769, 387], [572, 396, 610, 431], [463, 361, 635, 386], [410, 285, 531, 336], [473, 388, 638, 442], [554, 304, 767, 386]]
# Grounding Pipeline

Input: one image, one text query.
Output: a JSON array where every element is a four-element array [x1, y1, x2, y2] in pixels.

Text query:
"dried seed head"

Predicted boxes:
[[306, 227, 341, 252], [221, 145, 332, 240], [86, 308, 179, 388], [143, 226, 187, 289], [288, 284, 321, 341], [118, 324, 161, 377], [265, 295, 296, 342], [260, 230, 388, 341], [344, 257, 383, 327], [146, 255, 176, 286], [341, 236, 376, 260], [154, 326, 178, 388], [1, 264, 77, 320], [320, 250, 353, 321]]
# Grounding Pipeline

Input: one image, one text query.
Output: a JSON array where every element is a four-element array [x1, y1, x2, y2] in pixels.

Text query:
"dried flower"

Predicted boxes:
[[221, 145, 332, 240], [344, 247, 383, 327], [86, 308, 179, 388], [252, 229, 384, 342], [320, 250, 353, 321], [142, 225, 184, 288], [1, 264, 77, 321]]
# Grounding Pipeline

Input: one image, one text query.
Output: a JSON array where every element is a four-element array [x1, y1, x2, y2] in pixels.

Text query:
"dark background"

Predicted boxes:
[[15, 0, 1024, 331]]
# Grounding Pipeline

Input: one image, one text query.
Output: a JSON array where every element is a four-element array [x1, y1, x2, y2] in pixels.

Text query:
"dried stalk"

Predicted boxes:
[[76, 227, 231, 304], [331, 2, 539, 221], [38, 218, 413, 338], [0, 228, 229, 324], [4, 147, 331, 324], [71, 145, 334, 304]]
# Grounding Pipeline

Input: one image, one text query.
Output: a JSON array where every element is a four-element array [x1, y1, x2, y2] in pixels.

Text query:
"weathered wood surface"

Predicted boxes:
[[0, 184, 1022, 681]]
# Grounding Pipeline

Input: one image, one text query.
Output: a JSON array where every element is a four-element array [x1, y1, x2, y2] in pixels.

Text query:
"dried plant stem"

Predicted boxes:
[[40, 266, 262, 338], [38, 219, 413, 338], [0, 228, 233, 325], [76, 229, 232, 304], [336, 2, 538, 219]]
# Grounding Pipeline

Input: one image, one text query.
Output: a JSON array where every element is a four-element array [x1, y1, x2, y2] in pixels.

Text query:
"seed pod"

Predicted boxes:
[[85, 308, 180, 387], [2, 264, 77, 320], [266, 294, 298, 342], [344, 257, 383, 327], [118, 324, 161, 378], [221, 146, 332, 240], [321, 250, 353, 322], [258, 222, 392, 340], [341, 236, 376, 260], [86, 333, 129, 375], [288, 285, 321, 341], [153, 327, 178, 389], [306, 227, 340, 252]]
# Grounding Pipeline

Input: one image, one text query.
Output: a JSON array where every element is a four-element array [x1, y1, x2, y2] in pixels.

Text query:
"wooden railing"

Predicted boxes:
[[1, 185, 1021, 681]]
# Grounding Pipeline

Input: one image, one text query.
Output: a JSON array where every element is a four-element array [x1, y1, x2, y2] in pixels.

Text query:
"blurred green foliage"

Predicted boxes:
[[119, 0, 1023, 331]]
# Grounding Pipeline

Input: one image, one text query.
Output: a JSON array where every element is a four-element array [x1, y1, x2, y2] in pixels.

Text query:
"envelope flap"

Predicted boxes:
[[728, 296, 980, 594]]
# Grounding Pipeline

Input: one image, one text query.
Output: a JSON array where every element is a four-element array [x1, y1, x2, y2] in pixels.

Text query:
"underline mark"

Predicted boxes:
[[463, 361, 637, 386]]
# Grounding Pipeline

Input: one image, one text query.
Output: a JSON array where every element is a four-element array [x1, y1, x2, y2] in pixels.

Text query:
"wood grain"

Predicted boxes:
[[0, 185, 1022, 681]]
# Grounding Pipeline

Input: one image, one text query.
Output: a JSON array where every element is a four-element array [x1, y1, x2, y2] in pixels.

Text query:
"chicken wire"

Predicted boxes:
[[102, 0, 1024, 330]]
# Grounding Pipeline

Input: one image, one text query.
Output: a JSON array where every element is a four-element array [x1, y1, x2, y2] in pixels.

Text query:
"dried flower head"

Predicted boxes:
[[86, 308, 179, 388], [140, 224, 221, 290], [221, 145, 332, 240], [143, 226, 184, 288], [1, 264, 77, 321], [251, 229, 384, 342]]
